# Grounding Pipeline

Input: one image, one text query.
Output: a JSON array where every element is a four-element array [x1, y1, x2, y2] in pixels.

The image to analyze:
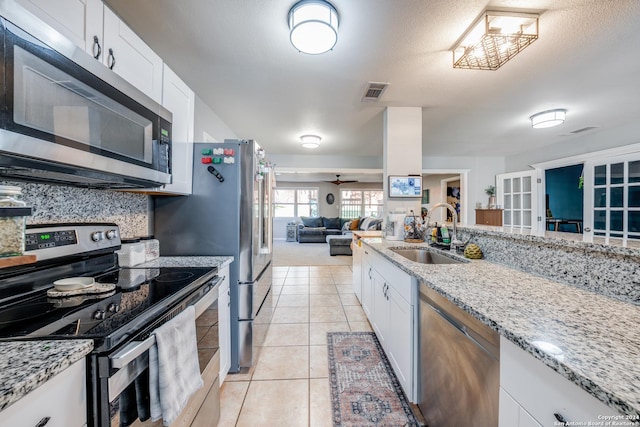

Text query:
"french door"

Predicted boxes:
[[583, 154, 640, 245], [496, 170, 540, 233]]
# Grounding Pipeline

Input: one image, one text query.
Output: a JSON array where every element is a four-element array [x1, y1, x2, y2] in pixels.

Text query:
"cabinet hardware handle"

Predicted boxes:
[[584, 227, 591, 232], [108, 48, 116, 70], [553, 412, 568, 423], [35, 417, 51, 427], [368, 268, 372, 279], [92, 36, 102, 59]]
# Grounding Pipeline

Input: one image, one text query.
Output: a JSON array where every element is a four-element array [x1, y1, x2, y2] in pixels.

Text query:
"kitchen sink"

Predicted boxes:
[[390, 248, 464, 264]]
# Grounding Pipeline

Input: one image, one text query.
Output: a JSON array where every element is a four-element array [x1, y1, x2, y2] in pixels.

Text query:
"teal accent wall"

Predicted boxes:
[[545, 164, 584, 232]]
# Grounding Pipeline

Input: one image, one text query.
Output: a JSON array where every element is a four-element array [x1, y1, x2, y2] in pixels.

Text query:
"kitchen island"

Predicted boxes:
[[360, 237, 640, 418]]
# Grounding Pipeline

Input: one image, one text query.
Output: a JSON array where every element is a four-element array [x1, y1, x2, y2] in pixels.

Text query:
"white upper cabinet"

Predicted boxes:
[[16, 0, 102, 55], [102, 6, 163, 103], [17, 0, 163, 103], [158, 63, 195, 195]]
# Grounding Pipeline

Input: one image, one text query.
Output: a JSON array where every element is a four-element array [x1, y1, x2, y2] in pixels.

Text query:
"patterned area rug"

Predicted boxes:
[[327, 332, 418, 426]]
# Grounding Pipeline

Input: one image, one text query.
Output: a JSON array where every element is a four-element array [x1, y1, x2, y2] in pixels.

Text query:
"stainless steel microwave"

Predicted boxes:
[[0, 0, 172, 189]]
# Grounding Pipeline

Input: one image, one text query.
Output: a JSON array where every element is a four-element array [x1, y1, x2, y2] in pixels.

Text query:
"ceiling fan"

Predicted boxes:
[[326, 174, 357, 185]]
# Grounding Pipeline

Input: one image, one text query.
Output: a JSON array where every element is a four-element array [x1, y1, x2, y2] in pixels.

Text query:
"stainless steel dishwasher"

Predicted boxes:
[[419, 285, 500, 427]]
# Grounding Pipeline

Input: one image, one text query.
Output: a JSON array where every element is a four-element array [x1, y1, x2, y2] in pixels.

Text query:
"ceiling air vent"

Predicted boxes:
[[362, 82, 389, 102], [570, 126, 599, 134]]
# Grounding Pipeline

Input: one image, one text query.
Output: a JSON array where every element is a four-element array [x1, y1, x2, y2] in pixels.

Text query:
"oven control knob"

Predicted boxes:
[[107, 303, 120, 313], [93, 309, 106, 320], [91, 231, 105, 242], [105, 229, 118, 240]]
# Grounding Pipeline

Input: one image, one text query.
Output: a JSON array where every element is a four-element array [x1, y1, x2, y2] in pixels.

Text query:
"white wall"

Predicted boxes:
[[273, 180, 383, 239], [193, 95, 238, 142]]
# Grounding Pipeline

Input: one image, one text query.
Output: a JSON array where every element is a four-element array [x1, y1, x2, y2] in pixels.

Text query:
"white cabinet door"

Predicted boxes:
[[386, 283, 412, 395], [218, 266, 231, 384], [16, 0, 103, 56], [0, 358, 86, 427], [361, 254, 374, 318], [154, 64, 195, 195], [352, 241, 362, 301], [371, 268, 388, 347], [102, 6, 163, 103]]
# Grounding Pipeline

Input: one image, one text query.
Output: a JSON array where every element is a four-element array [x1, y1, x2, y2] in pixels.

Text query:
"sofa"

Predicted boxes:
[[297, 216, 383, 246], [297, 216, 346, 243]]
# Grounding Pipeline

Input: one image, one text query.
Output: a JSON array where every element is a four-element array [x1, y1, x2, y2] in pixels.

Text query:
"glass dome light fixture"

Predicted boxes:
[[530, 109, 567, 129], [288, 0, 339, 55], [300, 134, 321, 148]]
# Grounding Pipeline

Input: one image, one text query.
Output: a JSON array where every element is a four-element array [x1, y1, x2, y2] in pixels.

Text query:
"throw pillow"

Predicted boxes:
[[349, 218, 361, 230], [368, 219, 382, 230], [359, 217, 373, 230], [323, 217, 341, 229], [341, 221, 351, 231], [300, 216, 323, 228]]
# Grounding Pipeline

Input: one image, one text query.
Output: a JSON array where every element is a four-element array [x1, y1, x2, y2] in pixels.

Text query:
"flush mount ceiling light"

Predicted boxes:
[[300, 134, 321, 148], [453, 11, 539, 70], [288, 0, 339, 55], [530, 109, 567, 129]]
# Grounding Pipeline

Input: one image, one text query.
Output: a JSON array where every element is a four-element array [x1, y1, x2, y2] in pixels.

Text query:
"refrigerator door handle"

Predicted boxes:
[[238, 282, 254, 320]]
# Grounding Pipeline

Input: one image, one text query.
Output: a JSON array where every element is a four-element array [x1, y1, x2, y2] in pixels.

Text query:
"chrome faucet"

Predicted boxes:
[[425, 203, 463, 250]]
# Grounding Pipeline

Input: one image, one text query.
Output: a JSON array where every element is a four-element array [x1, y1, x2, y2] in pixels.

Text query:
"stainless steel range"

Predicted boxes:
[[0, 223, 221, 426]]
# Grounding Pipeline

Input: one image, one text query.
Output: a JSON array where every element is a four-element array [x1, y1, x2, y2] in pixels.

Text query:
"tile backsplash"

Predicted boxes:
[[2, 181, 149, 237]]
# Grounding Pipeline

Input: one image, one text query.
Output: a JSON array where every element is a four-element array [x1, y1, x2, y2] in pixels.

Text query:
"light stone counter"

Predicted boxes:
[[361, 238, 640, 416], [135, 256, 233, 269], [0, 340, 93, 411]]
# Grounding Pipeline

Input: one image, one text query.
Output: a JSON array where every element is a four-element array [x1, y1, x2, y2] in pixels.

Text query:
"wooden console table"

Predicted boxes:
[[475, 209, 503, 226]]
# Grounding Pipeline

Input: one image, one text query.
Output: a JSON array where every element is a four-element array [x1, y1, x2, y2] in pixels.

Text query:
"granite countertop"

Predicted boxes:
[[135, 256, 233, 269], [361, 238, 640, 416], [0, 340, 93, 412]]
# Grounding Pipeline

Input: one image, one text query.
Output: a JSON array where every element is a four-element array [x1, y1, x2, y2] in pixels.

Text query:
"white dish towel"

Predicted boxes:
[[149, 305, 203, 426]]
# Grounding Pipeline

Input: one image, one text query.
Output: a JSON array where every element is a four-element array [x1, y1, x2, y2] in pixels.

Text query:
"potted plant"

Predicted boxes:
[[485, 185, 496, 208]]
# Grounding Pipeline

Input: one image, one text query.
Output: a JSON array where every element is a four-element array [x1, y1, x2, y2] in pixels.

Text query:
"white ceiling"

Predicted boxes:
[[105, 0, 640, 172]]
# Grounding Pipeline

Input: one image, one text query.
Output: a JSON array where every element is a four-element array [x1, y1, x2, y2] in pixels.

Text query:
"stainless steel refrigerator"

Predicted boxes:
[[154, 139, 273, 372]]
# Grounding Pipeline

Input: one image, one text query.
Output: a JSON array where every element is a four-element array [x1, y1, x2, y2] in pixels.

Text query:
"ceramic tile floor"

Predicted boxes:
[[217, 265, 372, 427]]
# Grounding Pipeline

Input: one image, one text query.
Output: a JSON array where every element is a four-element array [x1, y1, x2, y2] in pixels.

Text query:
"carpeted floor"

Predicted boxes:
[[273, 240, 352, 266], [327, 332, 418, 426]]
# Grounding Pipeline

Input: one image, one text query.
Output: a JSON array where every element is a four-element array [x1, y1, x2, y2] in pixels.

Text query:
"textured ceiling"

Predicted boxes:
[[105, 0, 640, 166]]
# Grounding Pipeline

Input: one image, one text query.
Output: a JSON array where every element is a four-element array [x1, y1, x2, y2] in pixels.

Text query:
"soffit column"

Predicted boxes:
[[383, 107, 423, 220]]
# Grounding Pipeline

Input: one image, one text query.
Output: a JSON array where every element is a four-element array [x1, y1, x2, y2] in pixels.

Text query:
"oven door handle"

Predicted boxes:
[[111, 335, 156, 369], [110, 275, 224, 369]]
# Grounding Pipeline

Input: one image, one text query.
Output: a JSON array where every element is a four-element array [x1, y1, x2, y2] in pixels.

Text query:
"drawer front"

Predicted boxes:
[[500, 338, 619, 425]]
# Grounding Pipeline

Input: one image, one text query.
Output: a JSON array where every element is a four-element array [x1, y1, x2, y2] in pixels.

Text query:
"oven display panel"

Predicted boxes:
[[25, 230, 78, 250]]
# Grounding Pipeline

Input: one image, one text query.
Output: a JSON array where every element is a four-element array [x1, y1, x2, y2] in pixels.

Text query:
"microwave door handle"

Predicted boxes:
[[92, 36, 102, 60]]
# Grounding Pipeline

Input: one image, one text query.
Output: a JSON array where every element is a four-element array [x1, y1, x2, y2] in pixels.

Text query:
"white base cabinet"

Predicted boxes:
[[352, 241, 362, 301], [218, 266, 231, 384], [499, 337, 621, 427], [0, 358, 87, 427], [361, 248, 417, 402]]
